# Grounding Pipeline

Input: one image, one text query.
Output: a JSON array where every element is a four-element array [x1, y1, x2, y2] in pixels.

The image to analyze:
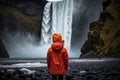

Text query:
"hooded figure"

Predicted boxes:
[[47, 33, 68, 80]]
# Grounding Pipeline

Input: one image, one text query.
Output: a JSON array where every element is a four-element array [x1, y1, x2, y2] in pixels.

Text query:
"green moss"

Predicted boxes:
[[0, 5, 35, 24], [0, 4, 42, 33], [106, 0, 120, 20], [81, 0, 120, 57]]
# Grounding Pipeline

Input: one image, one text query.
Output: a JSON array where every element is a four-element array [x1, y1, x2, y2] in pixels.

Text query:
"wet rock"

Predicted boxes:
[[0, 76, 9, 80], [65, 73, 73, 80], [0, 38, 9, 58], [35, 71, 41, 76], [7, 69, 15, 74], [72, 69, 77, 73], [0, 70, 5, 75], [102, 0, 112, 10], [19, 68, 36, 74], [80, 70, 86, 78], [19, 73, 26, 79], [25, 77, 32, 80], [86, 71, 96, 75]]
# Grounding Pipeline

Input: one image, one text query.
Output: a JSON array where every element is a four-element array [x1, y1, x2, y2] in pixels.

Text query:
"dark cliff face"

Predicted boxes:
[[0, 0, 46, 35], [71, 0, 103, 55], [0, 38, 9, 58], [81, 0, 120, 57], [0, 0, 46, 58]]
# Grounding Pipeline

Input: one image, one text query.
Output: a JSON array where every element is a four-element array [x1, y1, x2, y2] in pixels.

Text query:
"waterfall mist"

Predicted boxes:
[[71, 0, 103, 57], [1, 31, 50, 58]]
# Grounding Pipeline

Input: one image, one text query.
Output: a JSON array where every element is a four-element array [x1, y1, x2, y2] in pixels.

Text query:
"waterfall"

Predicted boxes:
[[41, 0, 73, 51], [41, 2, 52, 44]]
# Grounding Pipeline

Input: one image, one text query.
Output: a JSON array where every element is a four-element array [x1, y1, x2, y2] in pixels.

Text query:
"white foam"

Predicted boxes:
[[19, 68, 36, 74], [0, 62, 47, 68], [70, 59, 105, 62], [47, 0, 63, 2]]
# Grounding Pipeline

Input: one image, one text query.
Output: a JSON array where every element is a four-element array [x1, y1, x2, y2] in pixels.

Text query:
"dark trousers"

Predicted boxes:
[[52, 75, 64, 80]]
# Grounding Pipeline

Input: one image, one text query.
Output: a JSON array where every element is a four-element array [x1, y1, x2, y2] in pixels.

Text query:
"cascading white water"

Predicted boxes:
[[41, 0, 73, 51], [41, 2, 52, 44]]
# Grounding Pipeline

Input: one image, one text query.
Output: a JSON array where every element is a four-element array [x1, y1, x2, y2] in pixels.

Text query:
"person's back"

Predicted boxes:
[[47, 33, 68, 80]]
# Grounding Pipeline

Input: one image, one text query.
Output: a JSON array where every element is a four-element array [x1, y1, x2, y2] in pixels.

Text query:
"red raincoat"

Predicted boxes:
[[47, 33, 68, 75]]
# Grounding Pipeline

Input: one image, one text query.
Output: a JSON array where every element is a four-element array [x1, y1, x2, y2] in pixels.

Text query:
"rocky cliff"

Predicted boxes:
[[0, 0, 46, 58], [0, 0, 46, 35], [81, 0, 120, 57], [0, 38, 9, 58]]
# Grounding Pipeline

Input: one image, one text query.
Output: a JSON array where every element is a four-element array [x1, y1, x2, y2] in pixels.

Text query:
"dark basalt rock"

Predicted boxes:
[[0, 0, 47, 40], [0, 38, 9, 58], [102, 0, 112, 10]]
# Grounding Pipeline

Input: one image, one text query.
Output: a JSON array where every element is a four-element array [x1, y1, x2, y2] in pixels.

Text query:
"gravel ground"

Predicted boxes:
[[0, 58, 120, 80]]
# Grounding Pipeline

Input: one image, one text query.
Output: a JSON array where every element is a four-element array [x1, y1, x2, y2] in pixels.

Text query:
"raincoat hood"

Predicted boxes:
[[51, 33, 63, 51], [52, 33, 62, 43]]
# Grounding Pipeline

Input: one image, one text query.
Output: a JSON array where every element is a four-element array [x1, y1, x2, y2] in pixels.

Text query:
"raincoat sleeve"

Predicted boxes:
[[63, 48, 68, 70]]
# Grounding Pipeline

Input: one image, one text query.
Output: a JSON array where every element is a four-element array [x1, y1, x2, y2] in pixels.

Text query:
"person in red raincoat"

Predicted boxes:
[[47, 32, 68, 80]]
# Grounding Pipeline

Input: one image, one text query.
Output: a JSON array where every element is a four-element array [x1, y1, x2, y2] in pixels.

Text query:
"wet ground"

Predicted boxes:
[[0, 58, 120, 80]]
